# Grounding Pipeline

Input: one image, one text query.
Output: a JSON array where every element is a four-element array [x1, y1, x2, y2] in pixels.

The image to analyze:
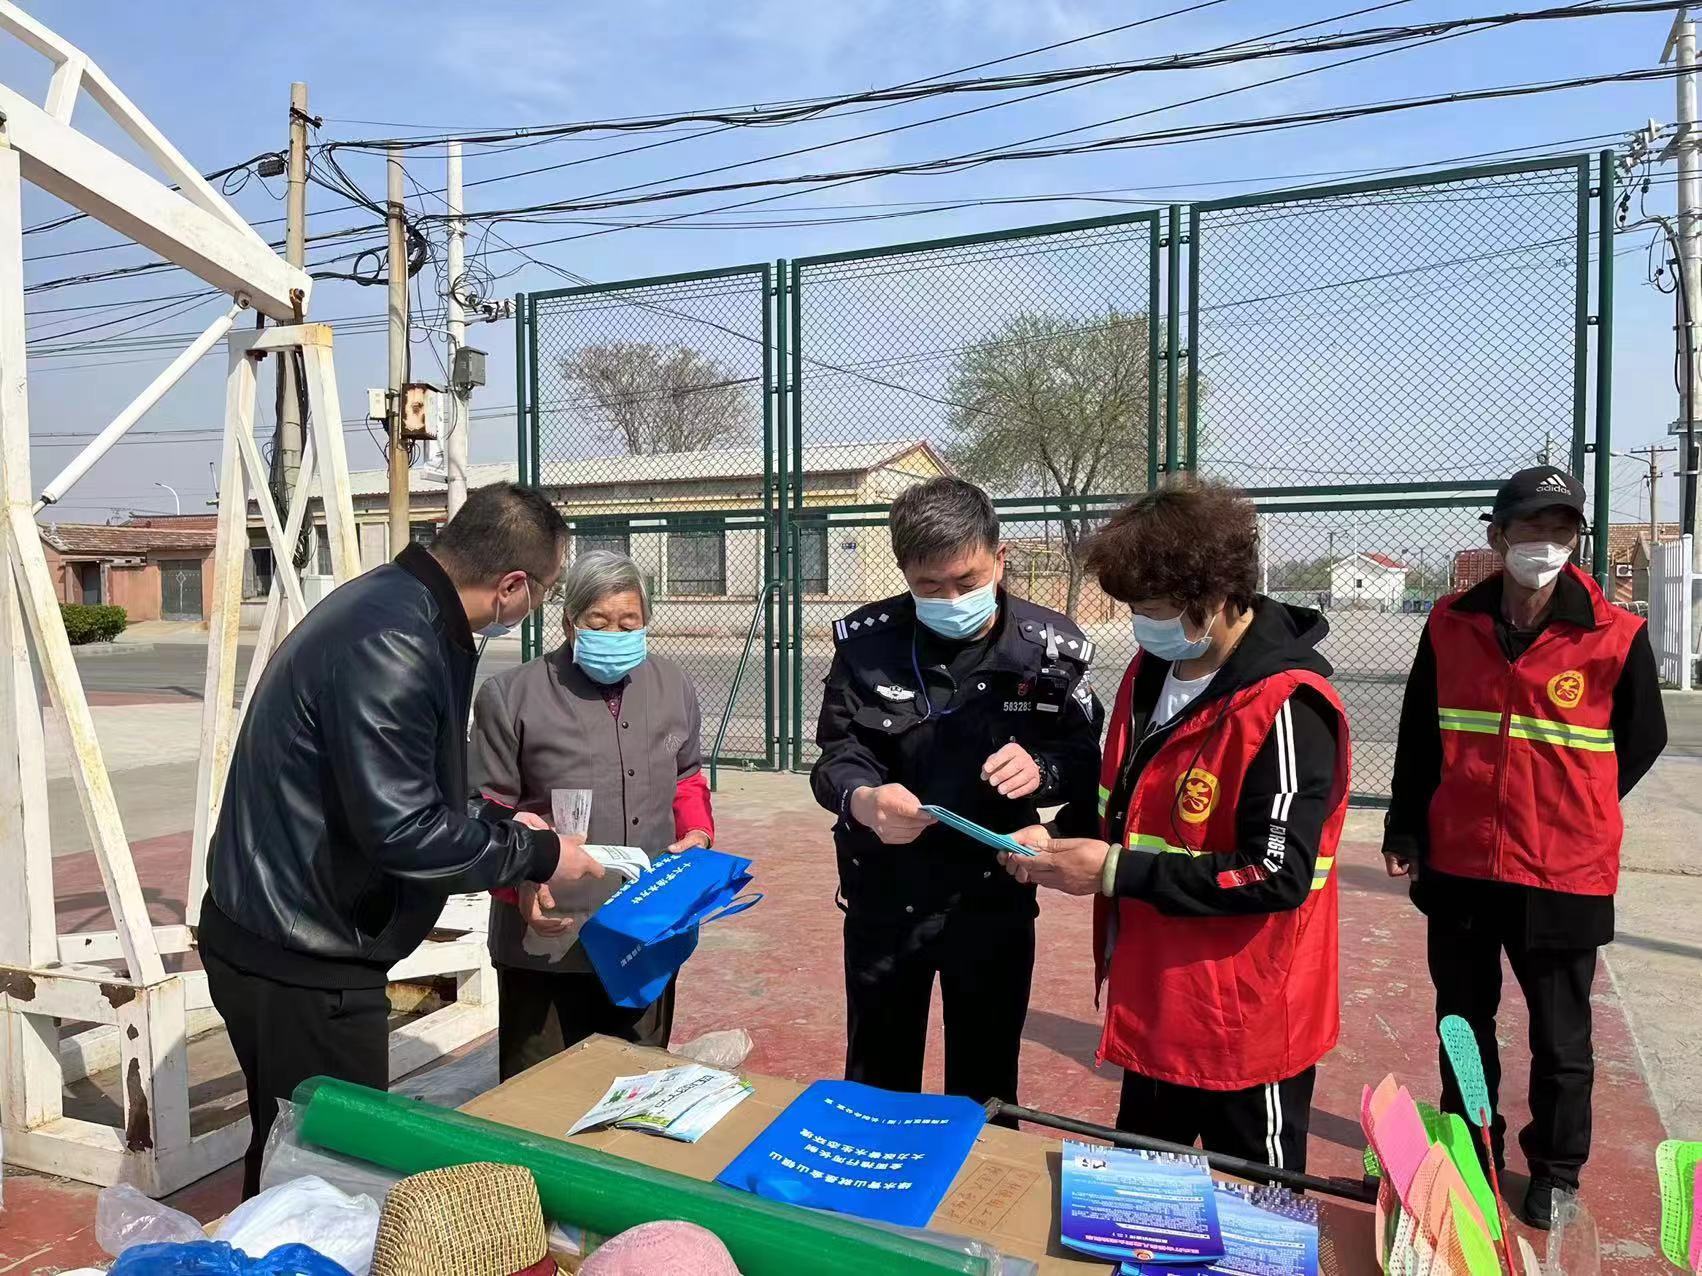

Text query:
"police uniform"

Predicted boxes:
[[810, 589, 1104, 1108]]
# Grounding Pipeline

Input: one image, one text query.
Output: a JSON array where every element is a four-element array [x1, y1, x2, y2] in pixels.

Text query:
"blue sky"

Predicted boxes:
[[6, 0, 1681, 529]]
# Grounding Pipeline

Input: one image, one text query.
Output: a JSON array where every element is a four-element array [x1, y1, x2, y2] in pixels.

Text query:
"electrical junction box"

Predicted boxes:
[[453, 345, 487, 391], [400, 382, 440, 441], [367, 388, 387, 421]]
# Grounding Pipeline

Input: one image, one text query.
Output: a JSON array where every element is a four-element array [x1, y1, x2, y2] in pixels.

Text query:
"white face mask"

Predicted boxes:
[[1501, 540, 1571, 589]]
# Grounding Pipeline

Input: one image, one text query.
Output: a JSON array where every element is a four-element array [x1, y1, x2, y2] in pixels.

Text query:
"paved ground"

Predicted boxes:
[[3, 628, 1697, 1271]]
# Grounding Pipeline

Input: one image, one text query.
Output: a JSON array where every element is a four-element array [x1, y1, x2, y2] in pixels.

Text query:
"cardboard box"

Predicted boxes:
[[462, 1035, 1376, 1273]]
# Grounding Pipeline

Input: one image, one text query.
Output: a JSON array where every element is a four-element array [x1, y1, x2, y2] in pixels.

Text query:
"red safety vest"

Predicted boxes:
[[1426, 565, 1641, 895], [1091, 656, 1351, 1091]]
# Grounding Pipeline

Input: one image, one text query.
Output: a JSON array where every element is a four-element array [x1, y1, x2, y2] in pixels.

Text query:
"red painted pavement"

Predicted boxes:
[[0, 781, 1671, 1272]]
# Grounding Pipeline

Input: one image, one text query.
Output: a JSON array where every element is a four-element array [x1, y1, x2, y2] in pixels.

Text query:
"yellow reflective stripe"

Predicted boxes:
[[1438, 706, 1502, 725], [1127, 833, 1193, 856], [1508, 724, 1615, 753], [1438, 715, 1501, 738], [1097, 784, 1111, 815], [1438, 708, 1614, 752], [1310, 854, 1336, 891], [1508, 713, 1612, 742]]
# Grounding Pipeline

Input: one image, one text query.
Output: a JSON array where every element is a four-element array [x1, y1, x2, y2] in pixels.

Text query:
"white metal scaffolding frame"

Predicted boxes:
[[0, 5, 497, 1193]]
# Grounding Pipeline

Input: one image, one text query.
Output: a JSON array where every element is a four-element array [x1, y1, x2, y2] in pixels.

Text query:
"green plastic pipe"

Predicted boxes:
[[293, 1078, 992, 1276]]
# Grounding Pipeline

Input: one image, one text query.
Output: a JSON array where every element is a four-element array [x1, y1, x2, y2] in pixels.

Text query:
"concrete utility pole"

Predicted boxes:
[[1665, 12, 1702, 646], [1625, 445, 1678, 547], [275, 82, 309, 507], [445, 140, 469, 521], [387, 146, 410, 557]]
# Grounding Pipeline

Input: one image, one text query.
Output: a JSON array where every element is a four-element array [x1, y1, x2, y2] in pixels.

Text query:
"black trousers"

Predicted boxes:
[[1426, 915, 1598, 1187], [843, 907, 1035, 1112], [203, 949, 390, 1199], [1117, 1067, 1317, 1173], [497, 966, 676, 1082]]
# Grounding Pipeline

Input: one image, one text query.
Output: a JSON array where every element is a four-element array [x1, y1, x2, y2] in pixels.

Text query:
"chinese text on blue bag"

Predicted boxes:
[[714, 1080, 986, 1228], [578, 848, 758, 1009]]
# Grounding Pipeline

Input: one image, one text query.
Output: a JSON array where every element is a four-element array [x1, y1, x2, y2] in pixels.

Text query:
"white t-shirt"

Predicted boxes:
[[1153, 665, 1216, 728]]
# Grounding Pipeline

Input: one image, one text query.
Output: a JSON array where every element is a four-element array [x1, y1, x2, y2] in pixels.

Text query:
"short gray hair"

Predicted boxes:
[[889, 477, 999, 569], [559, 550, 650, 625]]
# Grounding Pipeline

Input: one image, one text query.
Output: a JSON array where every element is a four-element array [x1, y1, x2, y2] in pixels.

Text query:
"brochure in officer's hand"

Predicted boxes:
[[919, 805, 1037, 857]]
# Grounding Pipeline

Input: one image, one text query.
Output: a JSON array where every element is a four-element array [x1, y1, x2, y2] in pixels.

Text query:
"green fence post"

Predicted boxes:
[[515, 291, 535, 662], [774, 260, 790, 773], [762, 263, 777, 771], [1593, 151, 1615, 586], [1147, 218, 1160, 491], [1571, 157, 1591, 480], [789, 261, 806, 770], [1185, 204, 1200, 473], [1164, 206, 1181, 480]]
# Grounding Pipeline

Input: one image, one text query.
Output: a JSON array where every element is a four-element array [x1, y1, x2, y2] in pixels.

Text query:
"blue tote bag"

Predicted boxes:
[[579, 848, 760, 1008]]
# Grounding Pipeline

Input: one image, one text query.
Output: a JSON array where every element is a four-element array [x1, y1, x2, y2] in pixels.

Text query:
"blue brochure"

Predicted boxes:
[[920, 805, 1037, 857], [1060, 1142, 1224, 1265], [714, 1080, 987, 1228], [1122, 1185, 1320, 1276]]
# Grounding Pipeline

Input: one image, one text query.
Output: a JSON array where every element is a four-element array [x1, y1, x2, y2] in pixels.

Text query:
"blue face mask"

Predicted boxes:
[[912, 580, 998, 641], [1131, 609, 1215, 662], [573, 626, 648, 684]]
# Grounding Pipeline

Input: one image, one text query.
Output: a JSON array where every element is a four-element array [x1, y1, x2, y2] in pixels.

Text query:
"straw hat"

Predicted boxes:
[[370, 1162, 552, 1276]]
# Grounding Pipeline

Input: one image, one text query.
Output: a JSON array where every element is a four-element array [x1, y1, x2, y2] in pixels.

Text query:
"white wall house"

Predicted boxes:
[[1329, 552, 1407, 610]]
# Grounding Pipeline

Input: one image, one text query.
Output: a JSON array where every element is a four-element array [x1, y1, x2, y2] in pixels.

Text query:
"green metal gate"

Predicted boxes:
[[517, 152, 1615, 801]]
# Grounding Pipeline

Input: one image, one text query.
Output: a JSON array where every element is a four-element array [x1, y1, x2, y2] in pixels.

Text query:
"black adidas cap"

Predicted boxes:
[[1480, 465, 1587, 526]]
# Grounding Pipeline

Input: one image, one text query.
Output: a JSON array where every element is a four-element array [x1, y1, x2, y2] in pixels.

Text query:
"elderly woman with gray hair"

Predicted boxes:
[[471, 550, 714, 1079]]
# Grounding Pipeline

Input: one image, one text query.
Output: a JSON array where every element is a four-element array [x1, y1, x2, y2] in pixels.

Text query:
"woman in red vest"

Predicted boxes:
[[1007, 481, 1350, 1172], [1383, 465, 1666, 1230]]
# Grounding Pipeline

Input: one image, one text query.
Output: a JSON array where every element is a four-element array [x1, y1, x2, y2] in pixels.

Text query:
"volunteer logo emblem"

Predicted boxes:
[[1175, 768, 1219, 823], [1547, 669, 1586, 710]]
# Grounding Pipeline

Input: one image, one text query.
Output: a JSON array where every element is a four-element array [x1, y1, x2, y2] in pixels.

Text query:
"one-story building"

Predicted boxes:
[[1329, 551, 1407, 610], [39, 516, 218, 622], [248, 440, 952, 631]]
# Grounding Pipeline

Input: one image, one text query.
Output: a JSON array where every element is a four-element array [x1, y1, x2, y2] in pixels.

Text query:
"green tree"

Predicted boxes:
[[945, 308, 1176, 618]]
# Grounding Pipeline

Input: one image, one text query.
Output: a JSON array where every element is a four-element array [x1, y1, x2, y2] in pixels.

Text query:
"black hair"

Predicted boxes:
[[431, 483, 567, 584], [888, 477, 999, 569]]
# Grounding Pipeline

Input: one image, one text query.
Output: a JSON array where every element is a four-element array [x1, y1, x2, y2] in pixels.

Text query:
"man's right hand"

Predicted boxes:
[[849, 784, 936, 845], [545, 834, 606, 899]]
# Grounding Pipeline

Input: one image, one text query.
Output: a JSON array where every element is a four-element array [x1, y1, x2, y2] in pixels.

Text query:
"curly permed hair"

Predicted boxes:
[[1084, 480, 1259, 624]]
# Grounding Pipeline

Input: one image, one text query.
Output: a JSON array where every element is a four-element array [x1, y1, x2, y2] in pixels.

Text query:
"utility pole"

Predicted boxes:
[[387, 146, 410, 558], [1664, 11, 1702, 646], [275, 82, 309, 509], [1624, 445, 1677, 548], [445, 140, 469, 521]]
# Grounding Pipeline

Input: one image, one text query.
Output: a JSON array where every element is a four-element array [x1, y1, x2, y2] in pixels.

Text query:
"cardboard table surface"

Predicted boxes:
[[459, 1035, 1376, 1274]]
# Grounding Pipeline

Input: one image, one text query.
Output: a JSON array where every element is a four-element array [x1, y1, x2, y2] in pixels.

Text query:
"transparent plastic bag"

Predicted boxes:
[[258, 1100, 403, 1205], [1545, 1189, 1601, 1276], [216, 1175, 378, 1275], [673, 1029, 754, 1071], [98, 1182, 207, 1256]]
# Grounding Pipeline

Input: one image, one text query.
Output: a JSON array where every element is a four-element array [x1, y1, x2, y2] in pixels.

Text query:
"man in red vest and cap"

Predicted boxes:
[[1384, 465, 1666, 1230]]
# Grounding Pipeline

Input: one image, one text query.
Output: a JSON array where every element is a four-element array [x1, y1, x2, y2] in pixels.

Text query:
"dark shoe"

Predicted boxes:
[[1519, 1176, 1557, 1231]]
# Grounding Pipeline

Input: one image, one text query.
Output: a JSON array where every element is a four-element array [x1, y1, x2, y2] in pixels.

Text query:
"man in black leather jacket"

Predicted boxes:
[[199, 483, 603, 1195]]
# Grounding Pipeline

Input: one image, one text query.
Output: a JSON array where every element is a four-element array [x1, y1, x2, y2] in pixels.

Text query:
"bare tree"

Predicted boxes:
[[560, 342, 748, 454], [946, 309, 1180, 618]]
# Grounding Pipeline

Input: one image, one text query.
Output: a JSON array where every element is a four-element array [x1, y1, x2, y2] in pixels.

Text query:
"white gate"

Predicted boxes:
[[1648, 534, 1694, 691]]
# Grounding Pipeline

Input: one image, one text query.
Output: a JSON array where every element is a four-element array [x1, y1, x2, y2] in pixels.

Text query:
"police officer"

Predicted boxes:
[[811, 477, 1103, 1111]]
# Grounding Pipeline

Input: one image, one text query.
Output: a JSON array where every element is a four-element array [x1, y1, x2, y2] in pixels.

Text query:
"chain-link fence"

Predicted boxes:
[[519, 265, 776, 766], [520, 154, 1614, 801]]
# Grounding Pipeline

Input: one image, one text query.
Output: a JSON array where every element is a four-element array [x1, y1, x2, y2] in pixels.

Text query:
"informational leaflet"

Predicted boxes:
[[582, 844, 652, 884], [1121, 1186, 1320, 1276], [919, 805, 1037, 857], [714, 1080, 987, 1228], [1059, 1143, 1224, 1265], [567, 1065, 752, 1143]]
